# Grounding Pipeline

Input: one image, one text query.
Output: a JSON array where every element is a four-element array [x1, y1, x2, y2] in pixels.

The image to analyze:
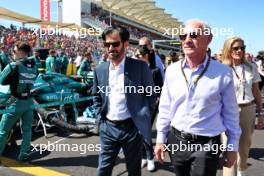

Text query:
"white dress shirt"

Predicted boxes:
[[106, 58, 131, 121], [156, 57, 241, 151]]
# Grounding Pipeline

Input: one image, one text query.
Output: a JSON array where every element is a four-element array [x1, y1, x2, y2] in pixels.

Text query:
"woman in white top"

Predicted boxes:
[[222, 37, 264, 176]]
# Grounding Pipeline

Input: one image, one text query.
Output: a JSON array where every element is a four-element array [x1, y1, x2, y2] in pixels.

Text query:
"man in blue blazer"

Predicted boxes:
[[93, 26, 157, 176]]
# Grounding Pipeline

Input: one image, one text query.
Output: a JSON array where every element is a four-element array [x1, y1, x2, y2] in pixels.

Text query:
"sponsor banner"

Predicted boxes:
[[40, 0, 50, 30]]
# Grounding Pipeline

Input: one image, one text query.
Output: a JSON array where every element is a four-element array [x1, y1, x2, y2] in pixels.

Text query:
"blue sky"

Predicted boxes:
[[156, 0, 264, 55], [0, 0, 263, 55]]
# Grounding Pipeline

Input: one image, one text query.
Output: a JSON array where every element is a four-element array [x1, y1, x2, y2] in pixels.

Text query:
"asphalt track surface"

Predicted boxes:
[[0, 125, 263, 176]]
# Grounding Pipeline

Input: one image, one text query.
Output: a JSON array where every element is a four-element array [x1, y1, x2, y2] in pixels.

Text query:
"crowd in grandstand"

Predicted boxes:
[[1, 23, 264, 80], [0, 24, 170, 74]]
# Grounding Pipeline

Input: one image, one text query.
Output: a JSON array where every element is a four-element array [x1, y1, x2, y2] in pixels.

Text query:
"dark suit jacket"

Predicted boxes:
[[92, 57, 157, 143], [151, 67, 163, 96]]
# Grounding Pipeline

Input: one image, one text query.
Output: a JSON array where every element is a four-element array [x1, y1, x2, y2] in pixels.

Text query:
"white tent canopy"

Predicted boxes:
[[0, 7, 80, 29], [0, 7, 42, 23], [100, 0, 182, 33]]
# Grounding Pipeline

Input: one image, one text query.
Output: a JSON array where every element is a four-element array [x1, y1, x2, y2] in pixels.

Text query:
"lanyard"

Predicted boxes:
[[181, 58, 210, 91], [232, 65, 246, 100]]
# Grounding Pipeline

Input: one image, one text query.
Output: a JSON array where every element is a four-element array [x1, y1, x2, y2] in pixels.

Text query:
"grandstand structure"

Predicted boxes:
[[61, 0, 182, 51]]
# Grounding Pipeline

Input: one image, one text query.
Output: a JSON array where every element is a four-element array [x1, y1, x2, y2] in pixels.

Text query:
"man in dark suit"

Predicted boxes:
[[93, 26, 157, 176]]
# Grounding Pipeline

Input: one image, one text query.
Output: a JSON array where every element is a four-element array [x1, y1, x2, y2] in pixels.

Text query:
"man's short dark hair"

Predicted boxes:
[[102, 26, 130, 42], [15, 41, 31, 54]]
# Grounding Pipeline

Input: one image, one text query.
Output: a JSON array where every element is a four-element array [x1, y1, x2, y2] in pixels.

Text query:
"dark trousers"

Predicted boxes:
[[97, 119, 143, 176], [167, 130, 221, 176], [142, 101, 159, 160], [142, 140, 154, 160]]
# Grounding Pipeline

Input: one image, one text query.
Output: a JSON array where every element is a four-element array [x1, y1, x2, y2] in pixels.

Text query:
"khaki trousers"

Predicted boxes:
[[223, 104, 256, 176]]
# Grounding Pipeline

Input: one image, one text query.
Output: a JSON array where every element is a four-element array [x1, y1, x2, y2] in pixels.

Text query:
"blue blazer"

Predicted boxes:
[[92, 57, 157, 143]]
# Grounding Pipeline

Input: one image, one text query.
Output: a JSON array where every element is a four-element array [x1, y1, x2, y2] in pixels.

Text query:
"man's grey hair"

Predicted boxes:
[[185, 19, 212, 36]]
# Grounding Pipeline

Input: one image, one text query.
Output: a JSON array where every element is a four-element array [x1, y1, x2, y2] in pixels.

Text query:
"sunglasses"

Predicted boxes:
[[104, 41, 121, 48], [232, 46, 246, 51], [179, 32, 199, 41]]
